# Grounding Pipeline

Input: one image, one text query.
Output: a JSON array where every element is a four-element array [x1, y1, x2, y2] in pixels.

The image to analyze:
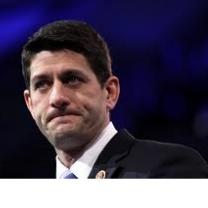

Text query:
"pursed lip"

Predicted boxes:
[[46, 110, 81, 123]]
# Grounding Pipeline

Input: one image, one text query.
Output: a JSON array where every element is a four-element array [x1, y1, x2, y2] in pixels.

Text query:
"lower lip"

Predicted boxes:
[[50, 115, 79, 123]]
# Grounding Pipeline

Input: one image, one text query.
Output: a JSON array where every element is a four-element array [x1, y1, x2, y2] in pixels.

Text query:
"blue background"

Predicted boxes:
[[1, 0, 208, 168]]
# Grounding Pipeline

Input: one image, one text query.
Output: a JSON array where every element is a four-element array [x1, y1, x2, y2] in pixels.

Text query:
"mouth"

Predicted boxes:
[[46, 111, 81, 124]]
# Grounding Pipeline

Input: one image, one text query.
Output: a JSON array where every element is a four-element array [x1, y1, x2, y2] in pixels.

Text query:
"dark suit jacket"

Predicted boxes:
[[88, 130, 208, 178], [1, 130, 208, 178]]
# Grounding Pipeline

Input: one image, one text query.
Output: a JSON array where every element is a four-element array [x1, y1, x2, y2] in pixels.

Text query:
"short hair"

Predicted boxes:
[[21, 20, 112, 88]]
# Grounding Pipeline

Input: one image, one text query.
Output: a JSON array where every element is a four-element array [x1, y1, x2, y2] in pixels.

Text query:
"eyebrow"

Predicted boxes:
[[59, 69, 87, 78], [31, 68, 89, 84]]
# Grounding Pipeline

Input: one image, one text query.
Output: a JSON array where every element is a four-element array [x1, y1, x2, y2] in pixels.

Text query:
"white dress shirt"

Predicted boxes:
[[56, 122, 117, 178]]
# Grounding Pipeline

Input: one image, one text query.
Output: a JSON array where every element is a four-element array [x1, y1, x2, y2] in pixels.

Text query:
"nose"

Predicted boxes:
[[49, 81, 70, 110]]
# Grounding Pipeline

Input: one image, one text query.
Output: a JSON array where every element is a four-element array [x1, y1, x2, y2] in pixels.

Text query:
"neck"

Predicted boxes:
[[55, 147, 84, 168]]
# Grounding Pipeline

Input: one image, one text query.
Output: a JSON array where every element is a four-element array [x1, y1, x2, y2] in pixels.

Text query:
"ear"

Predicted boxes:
[[104, 76, 120, 111], [23, 89, 34, 119]]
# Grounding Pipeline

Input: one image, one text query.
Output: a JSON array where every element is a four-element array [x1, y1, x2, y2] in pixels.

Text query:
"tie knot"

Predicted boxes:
[[61, 170, 78, 179], [64, 172, 78, 179]]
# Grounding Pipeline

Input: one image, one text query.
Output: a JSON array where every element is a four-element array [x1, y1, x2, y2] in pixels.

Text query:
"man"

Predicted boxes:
[[21, 20, 208, 178]]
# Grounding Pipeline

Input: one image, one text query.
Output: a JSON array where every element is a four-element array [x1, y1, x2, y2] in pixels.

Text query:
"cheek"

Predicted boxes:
[[77, 91, 106, 114], [30, 95, 48, 124]]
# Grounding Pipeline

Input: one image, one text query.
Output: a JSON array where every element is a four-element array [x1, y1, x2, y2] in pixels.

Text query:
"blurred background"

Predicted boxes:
[[1, 0, 208, 176]]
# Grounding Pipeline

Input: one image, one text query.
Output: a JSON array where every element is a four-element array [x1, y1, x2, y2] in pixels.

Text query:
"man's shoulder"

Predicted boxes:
[[114, 129, 208, 177], [120, 129, 205, 161]]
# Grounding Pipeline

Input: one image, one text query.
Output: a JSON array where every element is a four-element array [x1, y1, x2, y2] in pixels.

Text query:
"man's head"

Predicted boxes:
[[22, 20, 112, 89], [22, 20, 120, 153]]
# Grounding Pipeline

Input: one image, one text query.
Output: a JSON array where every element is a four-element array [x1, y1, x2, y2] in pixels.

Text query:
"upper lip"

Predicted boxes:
[[46, 110, 80, 123]]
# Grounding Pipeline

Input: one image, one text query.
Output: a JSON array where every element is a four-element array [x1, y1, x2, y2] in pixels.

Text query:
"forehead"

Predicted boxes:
[[30, 50, 95, 78]]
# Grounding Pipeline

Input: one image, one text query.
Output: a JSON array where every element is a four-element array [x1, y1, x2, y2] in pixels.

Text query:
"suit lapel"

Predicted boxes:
[[88, 129, 135, 178]]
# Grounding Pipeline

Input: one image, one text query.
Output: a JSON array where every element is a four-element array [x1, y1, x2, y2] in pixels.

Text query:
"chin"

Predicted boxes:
[[49, 130, 86, 150]]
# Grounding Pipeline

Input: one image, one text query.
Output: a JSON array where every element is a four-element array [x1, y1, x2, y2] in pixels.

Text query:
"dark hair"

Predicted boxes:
[[21, 20, 112, 88]]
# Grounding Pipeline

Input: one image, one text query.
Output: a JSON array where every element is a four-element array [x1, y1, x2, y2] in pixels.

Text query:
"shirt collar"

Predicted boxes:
[[56, 122, 117, 178]]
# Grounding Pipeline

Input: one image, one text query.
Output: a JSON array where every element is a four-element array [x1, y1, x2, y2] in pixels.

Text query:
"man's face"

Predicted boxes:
[[24, 50, 119, 151]]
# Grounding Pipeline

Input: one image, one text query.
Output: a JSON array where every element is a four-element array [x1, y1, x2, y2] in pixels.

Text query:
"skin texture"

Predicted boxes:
[[24, 50, 120, 167]]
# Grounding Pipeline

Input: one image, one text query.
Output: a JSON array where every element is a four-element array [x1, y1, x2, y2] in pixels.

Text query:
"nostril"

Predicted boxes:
[[51, 99, 69, 109], [50, 89, 69, 109]]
